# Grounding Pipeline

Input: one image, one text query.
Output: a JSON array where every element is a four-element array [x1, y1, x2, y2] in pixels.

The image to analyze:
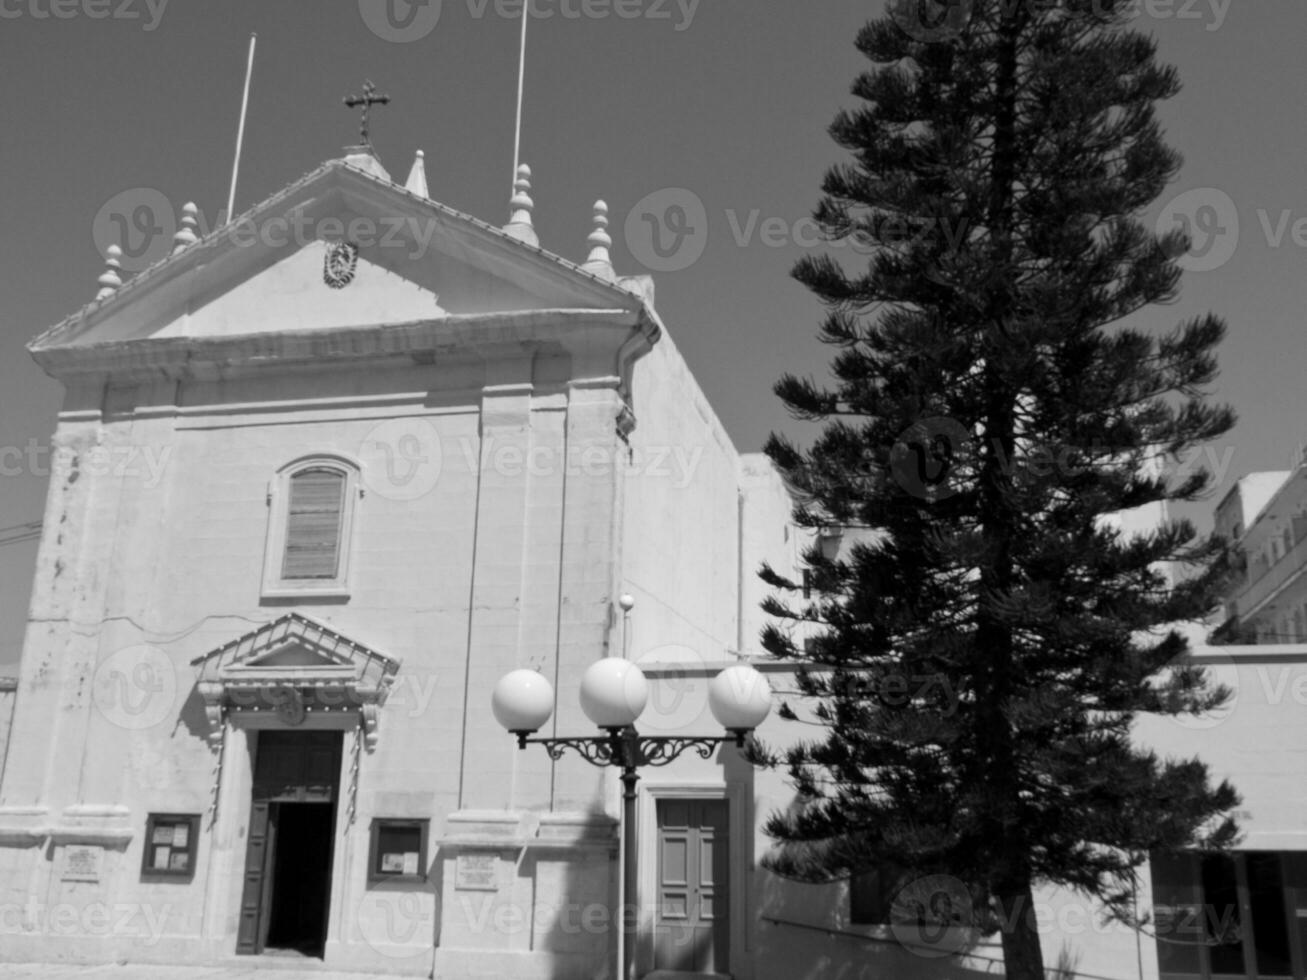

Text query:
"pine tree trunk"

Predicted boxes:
[[986, 11, 1043, 977], [997, 880, 1046, 980]]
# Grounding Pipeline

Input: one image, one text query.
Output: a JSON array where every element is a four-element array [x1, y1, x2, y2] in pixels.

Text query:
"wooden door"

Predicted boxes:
[[654, 798, 729, 974], [252, 730, 341, 803], [236, 800, 275, 954]]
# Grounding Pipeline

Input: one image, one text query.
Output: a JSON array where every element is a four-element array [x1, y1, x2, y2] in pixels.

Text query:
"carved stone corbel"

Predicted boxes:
[[197, 680, 225, 749], [361, 703, 381, 752]]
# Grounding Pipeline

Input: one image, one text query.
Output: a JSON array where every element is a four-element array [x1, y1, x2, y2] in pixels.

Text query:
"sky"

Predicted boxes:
[[1, 0, 1306, 669]]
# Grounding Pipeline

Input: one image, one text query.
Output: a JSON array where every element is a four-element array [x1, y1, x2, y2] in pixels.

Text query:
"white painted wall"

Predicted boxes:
[[622, 327, 748, 666]]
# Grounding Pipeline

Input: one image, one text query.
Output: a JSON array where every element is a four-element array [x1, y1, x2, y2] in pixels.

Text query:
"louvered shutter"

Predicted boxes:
[[281, 468, 346, 580]]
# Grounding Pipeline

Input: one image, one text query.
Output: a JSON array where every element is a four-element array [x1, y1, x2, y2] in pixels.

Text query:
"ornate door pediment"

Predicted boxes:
[[191, 613, 400, 750]]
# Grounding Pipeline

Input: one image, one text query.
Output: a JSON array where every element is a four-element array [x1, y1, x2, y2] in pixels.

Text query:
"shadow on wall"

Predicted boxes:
[[177, 682, 212, 746], [528, 795, 618, 979], [1050, 945, 1083, 980], [751, 858, 1004, 980]]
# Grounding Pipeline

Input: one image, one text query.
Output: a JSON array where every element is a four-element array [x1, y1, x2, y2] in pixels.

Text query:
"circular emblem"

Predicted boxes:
[[890, 417, 972, 501], [273, 687, 307, 726], [360, 417, 443, 501], [92, 187, 177, 274], [324, 241, 361, 289], [358, 889, 436, 958], [1161, 651, 1239, 731], [625, 188, 709, 273], [358, 0, 443, 43], [630, 644, 710, 734], [890, 874, 976, 958], [890, 0, 974, 43], [92, 644, 177, 731], [1156, 187, 1239, 274]]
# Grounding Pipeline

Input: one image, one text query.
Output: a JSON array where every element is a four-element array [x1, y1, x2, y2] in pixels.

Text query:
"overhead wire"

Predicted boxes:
[[0, 520, 42, 548]]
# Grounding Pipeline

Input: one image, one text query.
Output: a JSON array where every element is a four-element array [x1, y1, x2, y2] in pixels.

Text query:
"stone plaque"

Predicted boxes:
[[455, 853, 498, 891], [62, 844, 104, 882]]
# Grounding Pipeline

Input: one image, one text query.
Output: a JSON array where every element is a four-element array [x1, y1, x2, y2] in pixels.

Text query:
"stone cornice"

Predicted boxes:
[[0, 805, 135, 850], [0, 806, 49, 848], [30, 308, 659, 384]]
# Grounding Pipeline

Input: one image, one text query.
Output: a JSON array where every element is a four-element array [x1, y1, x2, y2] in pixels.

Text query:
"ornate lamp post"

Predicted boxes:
[[491, 655, 772, 980]]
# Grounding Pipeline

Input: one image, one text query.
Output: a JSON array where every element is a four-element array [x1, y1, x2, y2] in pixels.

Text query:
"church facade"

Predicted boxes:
[[4, 142, 1307, 980], [0, 145, 810, 978]]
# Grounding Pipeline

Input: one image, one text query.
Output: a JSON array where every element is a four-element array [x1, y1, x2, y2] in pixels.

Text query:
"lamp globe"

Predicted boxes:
[[708, 665, 772, 733], [579, 658, 649, 729], [492, 669, 556, 734]]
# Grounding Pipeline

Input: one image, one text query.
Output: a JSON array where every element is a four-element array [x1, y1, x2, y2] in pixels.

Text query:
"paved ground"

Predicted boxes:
[[0, 966, 422, 979]]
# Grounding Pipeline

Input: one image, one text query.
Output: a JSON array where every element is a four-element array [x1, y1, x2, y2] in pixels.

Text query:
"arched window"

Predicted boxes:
[[263, 457, 360, 598]]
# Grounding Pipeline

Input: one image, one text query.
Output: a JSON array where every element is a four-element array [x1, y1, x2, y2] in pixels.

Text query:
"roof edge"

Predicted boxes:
[[33, 157, 654, 351]]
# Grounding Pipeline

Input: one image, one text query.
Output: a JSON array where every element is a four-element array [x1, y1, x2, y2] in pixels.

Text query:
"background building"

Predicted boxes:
[[1213, 467, 1307, 644]]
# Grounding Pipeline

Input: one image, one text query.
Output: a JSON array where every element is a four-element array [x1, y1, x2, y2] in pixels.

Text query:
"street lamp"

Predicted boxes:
[[492, 656, 772, 980]]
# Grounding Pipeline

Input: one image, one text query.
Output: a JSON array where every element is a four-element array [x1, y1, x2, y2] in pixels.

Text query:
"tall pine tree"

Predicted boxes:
[[759, 2, 1240, 978]]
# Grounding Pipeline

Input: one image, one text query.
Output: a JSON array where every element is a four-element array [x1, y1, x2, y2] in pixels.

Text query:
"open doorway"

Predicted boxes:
[[237, 730, 343, 957], [264, 802, 336, 955]]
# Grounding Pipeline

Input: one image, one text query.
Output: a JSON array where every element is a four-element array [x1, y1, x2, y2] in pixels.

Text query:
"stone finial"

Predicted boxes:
[[172, 202, 200, 254], [405, 149, 430, 198], [503, 163, 538, 246], [96, 245, 123, 301], [581, 200, 615, 279]]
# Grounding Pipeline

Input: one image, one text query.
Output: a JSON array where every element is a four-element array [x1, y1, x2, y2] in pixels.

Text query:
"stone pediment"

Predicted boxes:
[[244, 642, 348, 669], [191, 613, 400, 750], [29, 155, 657, 381]]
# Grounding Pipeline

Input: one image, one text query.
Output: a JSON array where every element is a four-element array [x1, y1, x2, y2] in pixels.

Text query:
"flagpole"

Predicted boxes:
[[226, 33, 258, 225], [511, 1, 529, 190]]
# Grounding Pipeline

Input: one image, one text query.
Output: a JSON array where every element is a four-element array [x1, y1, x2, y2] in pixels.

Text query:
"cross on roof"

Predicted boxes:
[[343, 79, 391, 147]]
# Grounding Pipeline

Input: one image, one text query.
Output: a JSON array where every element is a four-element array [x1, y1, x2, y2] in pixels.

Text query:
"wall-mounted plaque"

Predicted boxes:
[[455, 853, 498, 891], [62, 844, 104, 882]]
